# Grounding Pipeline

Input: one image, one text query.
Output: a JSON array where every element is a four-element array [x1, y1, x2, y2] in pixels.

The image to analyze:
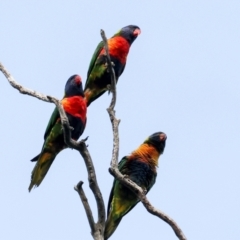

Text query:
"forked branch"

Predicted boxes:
[[0, 61, 105, 240]]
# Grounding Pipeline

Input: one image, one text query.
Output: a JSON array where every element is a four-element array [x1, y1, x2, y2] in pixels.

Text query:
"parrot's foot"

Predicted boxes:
[[104, 60, 115, 70], [107, 84, 111, 94], [80, 136, 89, 147], [142, 187, 147, 194], [61, 126, 74, 132], [81, 136, 89, 142]]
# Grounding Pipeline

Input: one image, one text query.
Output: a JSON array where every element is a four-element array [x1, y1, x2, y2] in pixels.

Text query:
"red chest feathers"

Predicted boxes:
[[100, 36, 130, 64], [61, 96, 87, 120]]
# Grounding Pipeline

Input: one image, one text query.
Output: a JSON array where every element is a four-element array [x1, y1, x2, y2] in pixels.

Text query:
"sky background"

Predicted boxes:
[[1, 1, 240, 240]]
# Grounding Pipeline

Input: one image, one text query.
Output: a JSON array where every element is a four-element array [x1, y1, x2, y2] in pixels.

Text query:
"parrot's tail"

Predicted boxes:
[[28, 151, 56, 192], [104, 211, 122, 240]]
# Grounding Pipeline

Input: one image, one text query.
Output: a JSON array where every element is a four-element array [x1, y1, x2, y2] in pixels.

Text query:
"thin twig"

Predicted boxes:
[[74, 181, 95, 233], [78, 142, 106, 228], [100, 29, 117, 109], [100, 30, 120, 169], [0, 62, 52, 102]]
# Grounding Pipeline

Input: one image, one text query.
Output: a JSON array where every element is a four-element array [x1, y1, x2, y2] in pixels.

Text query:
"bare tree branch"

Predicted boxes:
[[51, 95, 106, 239], [100, 30, 120, 169], [0, 61, 105, 240], [77, 141, 106, 228], [100, 29, 117, 110], [0, 62, 52, 102], [101, 31, 188, 240], [74, 181, 95, 233]]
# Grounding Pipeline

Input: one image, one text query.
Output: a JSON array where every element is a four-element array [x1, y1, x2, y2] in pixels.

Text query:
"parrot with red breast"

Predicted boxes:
[[28, 75, 87, 191], [84, 25, 141, 106]]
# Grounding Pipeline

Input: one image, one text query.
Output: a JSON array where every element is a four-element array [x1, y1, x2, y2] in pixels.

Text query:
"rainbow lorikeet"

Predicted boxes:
[[28, 75, 87, 192], [84, 25, 141, 106], [104, 132, 167, 240]]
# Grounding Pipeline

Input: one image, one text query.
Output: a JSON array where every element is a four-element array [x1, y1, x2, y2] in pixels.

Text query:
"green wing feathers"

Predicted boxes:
[[44, 107, 59, 140], [104, 157, 140, 240], [105, 181, 139, 240], [28, 151, 56, 191], [104, 154, 158, 239], [104, 211, 122, 240], [29, 121, 64, 191], [85, 41, 104, 87]]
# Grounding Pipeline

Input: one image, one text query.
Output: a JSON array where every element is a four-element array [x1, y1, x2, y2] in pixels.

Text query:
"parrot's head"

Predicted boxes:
[[145, 132, 167, 154], [65, 75, 84, 97], [117, 25, 141, 45]]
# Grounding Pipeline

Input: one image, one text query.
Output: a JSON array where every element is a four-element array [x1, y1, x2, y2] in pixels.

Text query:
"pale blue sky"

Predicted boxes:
[[1, 1, 240, 239]]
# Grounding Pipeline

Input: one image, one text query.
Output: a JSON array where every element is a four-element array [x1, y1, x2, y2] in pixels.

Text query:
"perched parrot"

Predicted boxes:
[[28, 75, 87, 192], [84, 25, 141, 106], [104, 132, 167, 240]]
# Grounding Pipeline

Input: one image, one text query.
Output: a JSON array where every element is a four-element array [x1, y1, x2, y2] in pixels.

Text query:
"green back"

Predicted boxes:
[[44, 107, 60, 140], [118, 156, 127, 171], [85, 41, 104, 87], [107, 156, 156, 215], [86, 29, 123, 85], [107, 157, 128, 214]]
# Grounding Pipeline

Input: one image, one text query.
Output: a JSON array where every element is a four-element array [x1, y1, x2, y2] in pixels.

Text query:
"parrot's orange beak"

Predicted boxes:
[[133, 28, 141, 36], [159, 133, 167, 141]]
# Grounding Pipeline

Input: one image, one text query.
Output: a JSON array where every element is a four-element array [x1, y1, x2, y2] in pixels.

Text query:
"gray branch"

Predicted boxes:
[[100, 29, 117, 109], [101, 32, 188, 239], [74, 181, 95, 232], [0, 62, 52, 102], [48, 96, 105, 240], [100, 30, 120, 168], [0, 61, 105, 240]]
